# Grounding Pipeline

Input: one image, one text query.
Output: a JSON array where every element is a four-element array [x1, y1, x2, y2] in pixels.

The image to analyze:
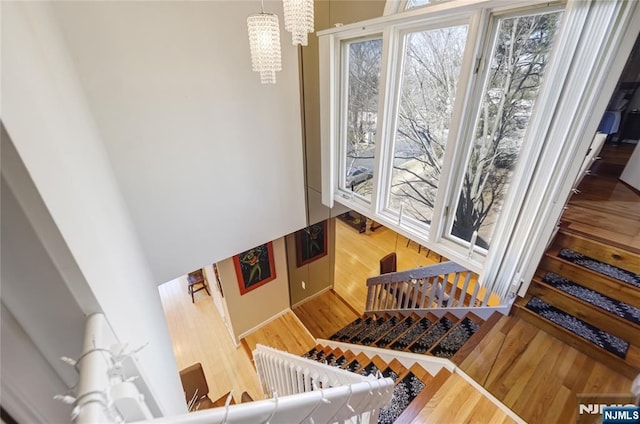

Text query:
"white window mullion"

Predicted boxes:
[[377, 25, 408, 226], [320, 33, 336, 208], [371, 27, 397, 218]]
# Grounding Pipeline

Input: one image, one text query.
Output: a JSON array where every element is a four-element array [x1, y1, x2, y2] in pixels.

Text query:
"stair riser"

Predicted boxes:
[[555, 231, 640, 275], [540, 255, 640, 307], [529, 282, 640, 345], [513, 305, 639, 379]]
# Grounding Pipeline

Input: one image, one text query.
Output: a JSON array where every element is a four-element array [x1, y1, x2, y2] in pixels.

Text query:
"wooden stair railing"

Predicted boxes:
[[365, 261, 512, 320]]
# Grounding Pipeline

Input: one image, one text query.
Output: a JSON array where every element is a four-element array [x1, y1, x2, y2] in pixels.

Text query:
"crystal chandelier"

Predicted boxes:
[[247, 4, 282, 84], [283, 0, 314, 46]]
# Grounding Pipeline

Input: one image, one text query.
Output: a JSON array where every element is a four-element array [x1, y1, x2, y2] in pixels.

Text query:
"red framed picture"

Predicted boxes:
[[233, 242, 277, 295], [295, 220, 328, 267]]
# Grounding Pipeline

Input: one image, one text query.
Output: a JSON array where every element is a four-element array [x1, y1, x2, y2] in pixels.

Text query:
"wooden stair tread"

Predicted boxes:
[[372, 314, 420, 348], [554, 229, 640, 274], [458, 315, 513, 384], [405, 363, 430, 381], [386, 358, 408, 377], [340, 350, 356, 368], [387, 314, 439, 351], [354, 352, 371, 366], [529, 277, 640, 345], [425, 313, 471, 356], [514, 296, 640, 379], [411, 372, 515, 423], [405, 312, 458, 354], [557, 223, 640, 256], [540, 253, 640, 307]]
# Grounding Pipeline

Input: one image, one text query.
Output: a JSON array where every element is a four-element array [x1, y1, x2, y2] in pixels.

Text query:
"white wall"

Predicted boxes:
[[2, 2, 185, 415], [49, 0, 307, 284]]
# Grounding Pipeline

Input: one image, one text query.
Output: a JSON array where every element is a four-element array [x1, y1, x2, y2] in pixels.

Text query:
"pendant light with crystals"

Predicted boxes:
[[283, 0, 314, 46], [247, 1, 282, 84]]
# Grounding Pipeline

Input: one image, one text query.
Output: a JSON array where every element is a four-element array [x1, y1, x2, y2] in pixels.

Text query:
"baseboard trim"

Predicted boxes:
[[290, 309, 317, 346], [290, 285, 333, 309], [238, 307, 291, 341], [332, 289, 363, 317]]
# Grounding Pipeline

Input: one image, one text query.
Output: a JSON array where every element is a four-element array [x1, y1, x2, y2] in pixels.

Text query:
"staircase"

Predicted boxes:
[[302, 344, 452, 423], [514, 227, 640, 378], [326, 310, 501, 366]]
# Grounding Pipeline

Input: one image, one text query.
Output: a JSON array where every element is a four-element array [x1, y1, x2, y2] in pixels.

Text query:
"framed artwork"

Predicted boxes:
[[295, 220, 328, 267], [233, 242, 277, 295]]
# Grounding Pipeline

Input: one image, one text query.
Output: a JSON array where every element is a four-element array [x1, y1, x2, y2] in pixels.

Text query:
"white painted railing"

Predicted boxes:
[[153, 344, 394, 424], [150, 379, 395, 424], [68, 317, 395, 424], [253, 344, 393, 424], [253, 344, 369, 395], [365, 261, 511, 320]]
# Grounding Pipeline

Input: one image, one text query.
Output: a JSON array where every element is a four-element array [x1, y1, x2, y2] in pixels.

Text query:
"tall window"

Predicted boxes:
[[387, 25, 469, 224], [449, 10, 563, 249], [341, 37, 383, 200], [325, 2, 566, 269]]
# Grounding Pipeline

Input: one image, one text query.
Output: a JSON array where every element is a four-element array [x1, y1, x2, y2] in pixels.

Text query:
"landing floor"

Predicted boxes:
[[565, 142, 640, 253]]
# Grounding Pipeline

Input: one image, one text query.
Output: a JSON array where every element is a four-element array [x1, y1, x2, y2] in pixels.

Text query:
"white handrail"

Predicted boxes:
[[149, 378, 395, 424]]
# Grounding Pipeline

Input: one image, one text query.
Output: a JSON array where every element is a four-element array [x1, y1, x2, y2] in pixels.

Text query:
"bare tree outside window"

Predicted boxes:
[[344, 38, 383, 199], [388, 25, 468, 222], [451, 11, 563, 248]]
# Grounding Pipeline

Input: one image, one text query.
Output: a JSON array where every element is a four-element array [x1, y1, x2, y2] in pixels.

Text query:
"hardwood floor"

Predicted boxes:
[[334, 219, 446, 314], [459, 315, 633, 424], [241, 311, 316, 356], [158, 276, 263, 402], [564, 143, 640, 253], [292, 289, 359, 339], [410, 373, 516, 424]]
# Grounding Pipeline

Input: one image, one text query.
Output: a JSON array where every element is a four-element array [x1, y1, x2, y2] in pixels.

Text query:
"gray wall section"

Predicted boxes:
[[291, 0, 386, 307], [1, 305, 73, 424], [287, 219, 337, 306]]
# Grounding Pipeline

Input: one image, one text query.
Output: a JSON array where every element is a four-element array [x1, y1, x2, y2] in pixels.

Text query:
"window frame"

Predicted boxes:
[[440, 5, 567, 256], [322, 0, 568, 273], [319, 0, 640, 296], [337, 34, 385, 206], [321, 0, 640, 299], [377, 15, 476, 236]]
